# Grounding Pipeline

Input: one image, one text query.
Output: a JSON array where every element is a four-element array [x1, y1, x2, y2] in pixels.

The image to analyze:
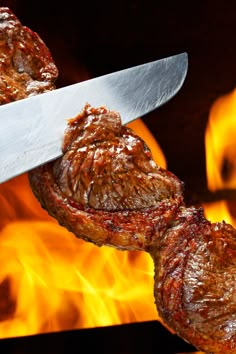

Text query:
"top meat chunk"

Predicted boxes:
[[0, 7, 58, 104]]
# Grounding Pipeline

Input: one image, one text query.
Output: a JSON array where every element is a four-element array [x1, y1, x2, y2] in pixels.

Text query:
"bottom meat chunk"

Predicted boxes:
[[151, 206, 236, 354]]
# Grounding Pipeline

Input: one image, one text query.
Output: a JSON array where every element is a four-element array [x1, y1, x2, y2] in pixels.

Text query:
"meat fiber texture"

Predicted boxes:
[[29, 104, 184, 251], [151, 206, 236, 354], [2, 6, 236, 353]]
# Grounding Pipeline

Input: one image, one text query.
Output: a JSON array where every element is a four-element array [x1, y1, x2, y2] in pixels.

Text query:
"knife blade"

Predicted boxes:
[[0, 52, 188, 184]]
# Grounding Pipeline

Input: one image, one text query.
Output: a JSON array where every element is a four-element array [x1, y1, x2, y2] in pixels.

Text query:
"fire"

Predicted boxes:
[[0, 118, 165, 338], [204, 88, 236, 226], [205, 88, 236, 192], [5, 84, 236, 346]]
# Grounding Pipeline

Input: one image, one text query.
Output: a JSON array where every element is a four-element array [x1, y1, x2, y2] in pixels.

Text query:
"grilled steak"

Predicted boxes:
[[29, 103, 184, 250], [3, 6, 236, 353]]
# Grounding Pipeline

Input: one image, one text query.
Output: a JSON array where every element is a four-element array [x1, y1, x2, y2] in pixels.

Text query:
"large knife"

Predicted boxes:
[[0, 52, 188, 184]]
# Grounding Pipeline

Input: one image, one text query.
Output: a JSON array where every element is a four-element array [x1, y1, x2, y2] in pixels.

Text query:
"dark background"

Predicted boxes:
[[2, 0, 236, 201]]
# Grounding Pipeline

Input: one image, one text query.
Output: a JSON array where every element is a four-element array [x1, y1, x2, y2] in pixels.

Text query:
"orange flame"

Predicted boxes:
[[0, 118, 166, 339], [204, 88, 236, 226]]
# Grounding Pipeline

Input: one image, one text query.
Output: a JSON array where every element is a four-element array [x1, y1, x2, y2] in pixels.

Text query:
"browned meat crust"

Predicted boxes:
[[151, 206, 236, 354], [29, 104, 184, 250], [0, 7, 58, 104]]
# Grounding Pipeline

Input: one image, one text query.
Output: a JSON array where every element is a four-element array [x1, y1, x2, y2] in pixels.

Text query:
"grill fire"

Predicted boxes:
[[0, 119, 165, 338]]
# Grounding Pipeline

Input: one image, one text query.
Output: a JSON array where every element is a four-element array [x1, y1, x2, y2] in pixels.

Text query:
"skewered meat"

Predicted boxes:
[[2, 6, 236, 353], [28, 101, 236, 353], [29, 103, 184, 250]]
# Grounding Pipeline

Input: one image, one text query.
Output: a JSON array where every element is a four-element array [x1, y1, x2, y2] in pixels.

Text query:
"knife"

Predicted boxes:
[[0, 52, 188, 184]]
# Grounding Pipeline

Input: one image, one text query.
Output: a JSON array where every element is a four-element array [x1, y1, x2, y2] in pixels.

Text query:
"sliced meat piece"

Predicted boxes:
[[29, 104, 184, 250]]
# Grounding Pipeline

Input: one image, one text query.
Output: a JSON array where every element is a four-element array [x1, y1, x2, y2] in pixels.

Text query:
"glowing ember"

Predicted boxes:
[[0, 119, 165, 338]]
